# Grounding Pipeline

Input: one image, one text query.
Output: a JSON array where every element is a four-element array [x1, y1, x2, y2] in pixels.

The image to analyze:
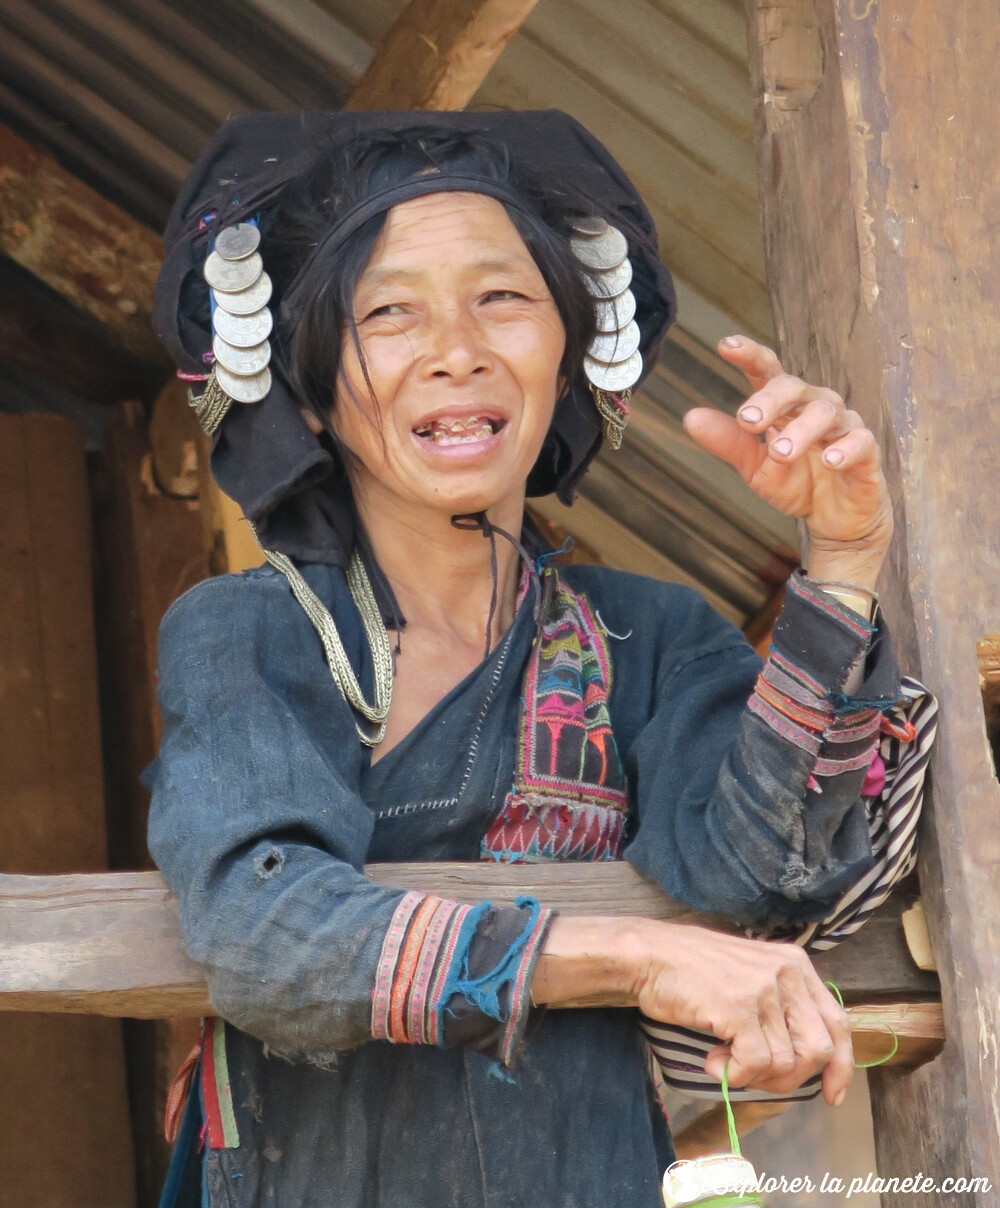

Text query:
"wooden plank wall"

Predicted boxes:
[[0, 412, 136, 1208]]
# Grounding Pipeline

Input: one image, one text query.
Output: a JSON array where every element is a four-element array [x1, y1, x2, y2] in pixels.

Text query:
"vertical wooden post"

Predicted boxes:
[[0, 413, 136, 1208], [744, 1, 1000, 1200], [91, 392, 210, 1207]]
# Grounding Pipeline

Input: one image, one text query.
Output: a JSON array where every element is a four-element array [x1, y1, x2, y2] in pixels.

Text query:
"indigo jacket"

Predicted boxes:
[[147, 561, 899, 1208]]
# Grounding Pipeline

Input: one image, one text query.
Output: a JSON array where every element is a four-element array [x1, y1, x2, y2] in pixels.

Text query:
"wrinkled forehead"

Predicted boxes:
[[360, 191, 539, 280]]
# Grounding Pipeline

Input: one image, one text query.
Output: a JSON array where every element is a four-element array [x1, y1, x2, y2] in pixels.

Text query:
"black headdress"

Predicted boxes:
[[153, 109, 676, 566]]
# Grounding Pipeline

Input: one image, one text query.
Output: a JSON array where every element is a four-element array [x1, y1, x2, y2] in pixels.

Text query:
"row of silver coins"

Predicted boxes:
[[204, 222, 274, 404], [570, 217, 643, 394]]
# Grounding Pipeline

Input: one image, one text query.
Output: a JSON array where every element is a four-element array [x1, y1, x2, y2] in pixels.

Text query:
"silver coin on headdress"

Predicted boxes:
[[214, 223, 261, 261], [571, 225, 628, 271], [583, 258, 633, 300], [204, 250, 264, 293], [593, 288, 637, 332], [213, 334, 272, 376], [588, 320, 641, 363], [212, 272, 273, 315], [215, 362, 273, 404], [584, 349, 643, 393], [570, 215, 609, 237], [212, 304, 273, 348]]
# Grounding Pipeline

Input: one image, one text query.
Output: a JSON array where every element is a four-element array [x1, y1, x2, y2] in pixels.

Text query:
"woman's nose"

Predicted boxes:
[[423, 310, 491, 382]]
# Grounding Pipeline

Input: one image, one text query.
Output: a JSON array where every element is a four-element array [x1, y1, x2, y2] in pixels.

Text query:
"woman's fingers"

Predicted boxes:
[[682, 407, 768, 482], [805, 977, 856, 1106], [637, 924, 854, 1101], [738, 374, 846, 441], [723, 966, 844, 1095], [770, 968, 845, 1101], [705, 1013, 773, 1088], [820, 421, 881, 473], [718, 335, 785, 393], [719, 340, 879, 474], [755, 983, 798, 1077]]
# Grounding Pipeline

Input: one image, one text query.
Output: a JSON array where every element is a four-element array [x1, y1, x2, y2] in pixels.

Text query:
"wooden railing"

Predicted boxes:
[[0, 864, 943, 1068]]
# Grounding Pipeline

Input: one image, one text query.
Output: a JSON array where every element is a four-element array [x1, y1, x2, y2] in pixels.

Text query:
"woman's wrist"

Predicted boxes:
[[531, 915, 650, 1009], [805, 517, 893, 592]]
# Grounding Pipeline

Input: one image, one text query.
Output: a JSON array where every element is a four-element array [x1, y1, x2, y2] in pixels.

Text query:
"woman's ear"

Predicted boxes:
[[301, 407, 324, 436]]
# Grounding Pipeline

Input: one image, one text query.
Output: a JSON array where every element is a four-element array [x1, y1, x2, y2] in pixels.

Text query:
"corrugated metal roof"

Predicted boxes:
[[0, 0, 797, 625]]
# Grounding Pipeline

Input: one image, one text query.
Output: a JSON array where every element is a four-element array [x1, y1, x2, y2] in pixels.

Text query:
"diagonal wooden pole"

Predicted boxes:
[[344, 0, 541, 111]]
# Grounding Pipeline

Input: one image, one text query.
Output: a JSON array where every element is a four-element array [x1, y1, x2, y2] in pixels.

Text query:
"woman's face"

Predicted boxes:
[[328, 191, 567, 519]]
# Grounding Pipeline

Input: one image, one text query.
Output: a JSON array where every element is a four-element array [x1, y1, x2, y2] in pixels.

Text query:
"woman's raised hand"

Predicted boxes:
[[682, 336, 893, 587]]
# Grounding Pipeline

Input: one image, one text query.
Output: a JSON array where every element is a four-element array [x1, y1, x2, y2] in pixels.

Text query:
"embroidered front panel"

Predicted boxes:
[[482, 572, 628, 863]]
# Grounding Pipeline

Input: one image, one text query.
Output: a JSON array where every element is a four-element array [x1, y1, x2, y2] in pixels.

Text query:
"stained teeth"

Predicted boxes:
[[416, 416, 498, 443]]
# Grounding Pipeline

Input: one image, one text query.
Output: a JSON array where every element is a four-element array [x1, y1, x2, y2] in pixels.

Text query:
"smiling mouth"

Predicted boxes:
[[413, 415, 506, 445]]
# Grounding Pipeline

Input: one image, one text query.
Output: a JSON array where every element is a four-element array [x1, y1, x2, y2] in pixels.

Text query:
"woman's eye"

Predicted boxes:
[[483, 290, 525, 303], [362, 303, 405, 321]]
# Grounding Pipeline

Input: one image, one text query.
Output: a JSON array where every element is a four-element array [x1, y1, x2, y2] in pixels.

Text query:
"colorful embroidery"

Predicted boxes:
[[406, 898, 461, 1044], [200, 1017, 240, 1150], [371, 893, 552, 1060], [482, 570, 628, 863], [163, 1041, 200, 1145], [748, 639, 883, 781], [388, 895, 440, 1042], [425, 903, 474, 1046], [371, 891, 423, 1041], [498, 903, 552, 1066]]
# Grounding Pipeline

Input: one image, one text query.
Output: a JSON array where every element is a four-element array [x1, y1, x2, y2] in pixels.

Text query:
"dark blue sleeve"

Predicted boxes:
[[146, 570, 551, 1066], [621, 572, 901, 929], [146, 572, 408, 1061]]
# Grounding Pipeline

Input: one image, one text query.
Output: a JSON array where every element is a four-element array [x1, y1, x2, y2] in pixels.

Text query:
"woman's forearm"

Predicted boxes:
[[530, 915, 642, 1008]]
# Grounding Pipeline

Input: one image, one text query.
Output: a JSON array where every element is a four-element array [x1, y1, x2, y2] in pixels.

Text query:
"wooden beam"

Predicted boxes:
[[0, 254, 163, 405], [0, 867, 942, 1068], [0, 122, 167, 366], [344, 0, 541, 111], [744, 0, 1000, 1198]]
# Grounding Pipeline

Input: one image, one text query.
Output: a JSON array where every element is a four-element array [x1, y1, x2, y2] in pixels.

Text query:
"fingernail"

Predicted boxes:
[[824, 448, 845, 466], [771, 436, 793, 456], [834, 1088, 847, 1107], [722, 335, 743, 348], [739, 405, 763, 423]]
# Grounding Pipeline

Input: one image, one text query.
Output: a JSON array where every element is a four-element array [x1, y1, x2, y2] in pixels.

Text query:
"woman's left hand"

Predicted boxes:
[[683, 336, 893, 585]]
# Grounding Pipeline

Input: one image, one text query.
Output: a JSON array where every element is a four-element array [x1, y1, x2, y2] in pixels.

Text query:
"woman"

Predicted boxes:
[[149, 110, 903, 1208]]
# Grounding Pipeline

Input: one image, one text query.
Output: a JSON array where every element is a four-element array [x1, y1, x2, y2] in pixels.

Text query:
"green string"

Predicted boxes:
[[718, 980, 900, 1157], [720, 1060, 743, 1157], [823, 980, 900, 1069]]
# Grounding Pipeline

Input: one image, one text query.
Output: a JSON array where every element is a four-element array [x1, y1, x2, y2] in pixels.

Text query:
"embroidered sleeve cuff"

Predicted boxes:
[[748, 571, 902, 782], [772, 571, 878, 687], [371, 893, 554, 1067]]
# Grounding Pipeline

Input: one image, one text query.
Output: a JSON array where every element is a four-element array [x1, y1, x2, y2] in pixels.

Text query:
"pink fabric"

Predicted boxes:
[[861, 750, 887, 798]]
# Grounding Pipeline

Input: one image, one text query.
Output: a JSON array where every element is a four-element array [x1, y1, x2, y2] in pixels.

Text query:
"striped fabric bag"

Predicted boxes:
[[639, 677, 938, 1102]]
